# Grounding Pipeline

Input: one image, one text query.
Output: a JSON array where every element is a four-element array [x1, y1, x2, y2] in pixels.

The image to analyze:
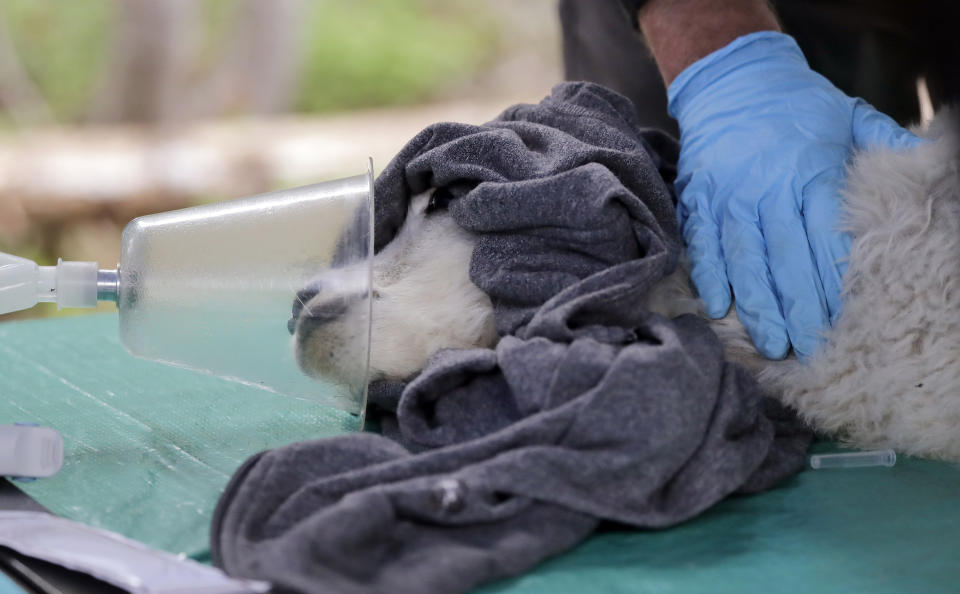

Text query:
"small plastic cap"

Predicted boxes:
[[0, 425, 64, 478], [809, 448, 896, 470], [55, 259, 98, 309]]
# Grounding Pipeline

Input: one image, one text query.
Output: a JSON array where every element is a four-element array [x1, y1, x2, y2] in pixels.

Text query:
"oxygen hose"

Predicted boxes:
[[0, 252, 118, 316]]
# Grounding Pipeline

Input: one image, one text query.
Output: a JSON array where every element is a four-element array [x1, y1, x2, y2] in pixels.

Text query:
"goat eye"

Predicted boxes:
[[426, 187, 454, 213], [372, 289, 382, 299]]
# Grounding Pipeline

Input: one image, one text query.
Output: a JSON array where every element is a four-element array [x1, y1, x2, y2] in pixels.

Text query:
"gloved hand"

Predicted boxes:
[[668, 31, 923, 359]]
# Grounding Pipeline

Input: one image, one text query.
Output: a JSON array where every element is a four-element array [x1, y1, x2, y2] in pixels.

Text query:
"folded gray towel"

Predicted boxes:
[[211, 83, 811, 594]]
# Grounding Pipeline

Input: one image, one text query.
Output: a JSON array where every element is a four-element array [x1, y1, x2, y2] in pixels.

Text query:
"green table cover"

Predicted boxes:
[[481, 443, 960, 593], [0, 314, 359, 558], [1, 314, 958, 592]]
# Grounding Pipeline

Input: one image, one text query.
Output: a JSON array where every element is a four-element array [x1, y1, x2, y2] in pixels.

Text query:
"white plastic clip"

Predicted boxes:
[[0, 425, 64, 479]]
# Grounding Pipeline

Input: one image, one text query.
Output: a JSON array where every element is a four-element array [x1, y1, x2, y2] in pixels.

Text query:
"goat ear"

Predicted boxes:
[[425, 187, 455, 213]]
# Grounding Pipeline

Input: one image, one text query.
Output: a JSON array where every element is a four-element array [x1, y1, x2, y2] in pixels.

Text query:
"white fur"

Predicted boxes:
[[294, 192, 496, 385], [629, 114, 960, 460], [295, 113, 960, 461], [365, 193, 497, 379], [748, 115, 960, 460]]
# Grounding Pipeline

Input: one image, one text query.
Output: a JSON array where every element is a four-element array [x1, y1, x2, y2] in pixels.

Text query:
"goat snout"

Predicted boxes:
[[291, 290, 366, 334], [291, 189, 496, 383], [288, 284, 321, 334]]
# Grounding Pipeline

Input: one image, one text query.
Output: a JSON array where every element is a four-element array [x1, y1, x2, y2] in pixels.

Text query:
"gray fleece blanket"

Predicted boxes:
[[211, 83, 811, 594]]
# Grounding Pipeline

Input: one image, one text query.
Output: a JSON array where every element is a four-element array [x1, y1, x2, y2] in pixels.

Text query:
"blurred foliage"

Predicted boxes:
[[297, 0, 499, 112], [0, 0, 506, 322], [1, 0, 113, 123], [0, 238, 48, 266], [1, 0, 500, 125]]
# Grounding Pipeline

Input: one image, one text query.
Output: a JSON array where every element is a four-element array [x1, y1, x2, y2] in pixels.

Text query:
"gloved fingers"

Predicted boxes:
[[755, 195, 829, 359], [851, 100, 925, 151], [721, 213, 790, 359], [802, 167, 852, 324], [679, 188, 731, 319]]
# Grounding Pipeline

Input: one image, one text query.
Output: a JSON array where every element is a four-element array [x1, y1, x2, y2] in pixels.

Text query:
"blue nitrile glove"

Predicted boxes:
[[668, 31, 923, 359]]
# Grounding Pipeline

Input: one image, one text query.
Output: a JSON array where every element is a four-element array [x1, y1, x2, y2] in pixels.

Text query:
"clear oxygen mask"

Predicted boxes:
[[0, 161, 375, 416]]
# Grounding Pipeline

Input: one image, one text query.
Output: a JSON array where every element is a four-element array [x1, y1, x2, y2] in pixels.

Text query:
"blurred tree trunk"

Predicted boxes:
[[0, 7, 54, 128], [193, 0, 305, 118], [88, 0, 304, 126], [87, 0, 200, 125]]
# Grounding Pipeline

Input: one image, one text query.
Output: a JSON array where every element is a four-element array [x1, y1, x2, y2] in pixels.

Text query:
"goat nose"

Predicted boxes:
[[292, 294, 355, 334], [289, 284, 321, 334], [292, 285, 320, 317]]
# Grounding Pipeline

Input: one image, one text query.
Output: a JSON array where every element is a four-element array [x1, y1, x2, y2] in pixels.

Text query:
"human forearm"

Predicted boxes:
[[637, 0, 781, 84]]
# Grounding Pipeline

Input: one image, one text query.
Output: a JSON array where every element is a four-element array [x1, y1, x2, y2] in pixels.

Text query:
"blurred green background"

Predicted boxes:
[[0, 0, 560, 321], [0, 0, 501, 126]]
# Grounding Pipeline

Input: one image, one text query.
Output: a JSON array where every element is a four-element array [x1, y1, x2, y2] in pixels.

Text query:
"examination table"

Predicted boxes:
[[0, 314, 957, 593]]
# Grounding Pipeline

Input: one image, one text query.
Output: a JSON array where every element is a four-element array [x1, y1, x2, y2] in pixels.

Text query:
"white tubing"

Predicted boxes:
[[0, 252, 40, 314], [0, 251, 100, 314], [54, 259, 98, 309], [35, 266, 56, 302]]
